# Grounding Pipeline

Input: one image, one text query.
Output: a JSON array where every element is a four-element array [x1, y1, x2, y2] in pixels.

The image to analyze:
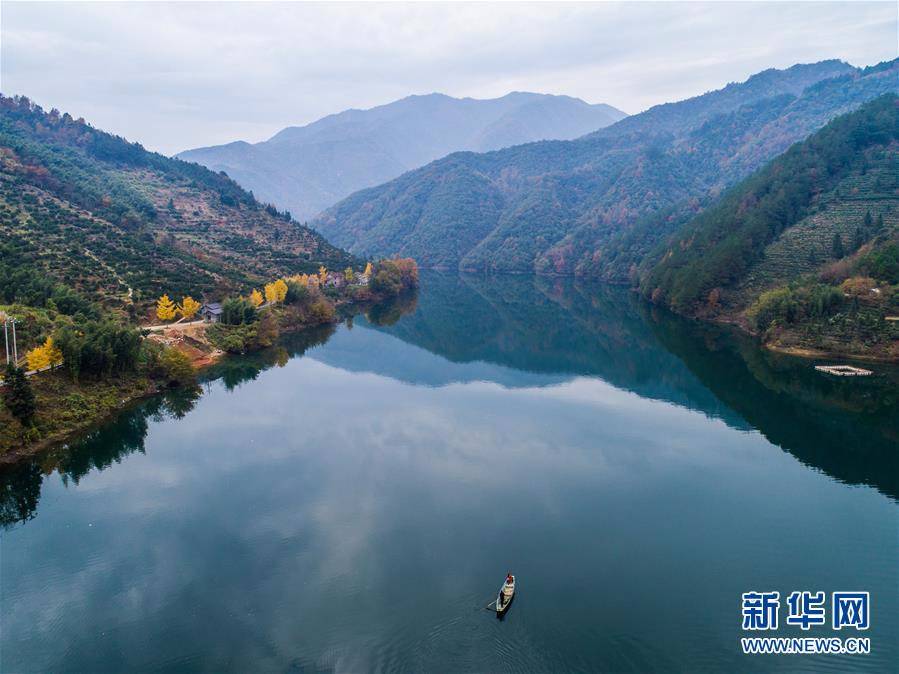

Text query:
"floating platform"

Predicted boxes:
[[814, 365, 873, 377]]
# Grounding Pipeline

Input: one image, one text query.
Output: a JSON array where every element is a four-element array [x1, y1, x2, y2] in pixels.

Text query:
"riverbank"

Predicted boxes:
[[0, 264, 420, 463], [0, 370, 161, 465]]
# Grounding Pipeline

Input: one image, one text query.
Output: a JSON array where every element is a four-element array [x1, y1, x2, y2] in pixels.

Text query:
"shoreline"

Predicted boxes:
[[0, 378, 162, 466], [0, 285, 418, 467], [761, 342, 897, 363]]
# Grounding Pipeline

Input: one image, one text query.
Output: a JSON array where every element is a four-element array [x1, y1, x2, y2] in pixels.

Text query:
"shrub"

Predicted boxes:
[[369, 258, 419, 297], [155, 347, 195, 386], [862, 242, 899, 283]]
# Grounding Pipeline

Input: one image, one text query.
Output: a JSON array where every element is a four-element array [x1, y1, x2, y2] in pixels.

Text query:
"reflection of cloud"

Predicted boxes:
[[0, 341, 859, 672]]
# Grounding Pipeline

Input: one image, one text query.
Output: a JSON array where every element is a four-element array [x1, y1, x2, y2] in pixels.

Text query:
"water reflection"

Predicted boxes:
[[0, 273, 895, 673], [2, 273, 896, 531], [0, 295, 420, 528], [338, 273, 898, 500], [0, 387, 203, 528]]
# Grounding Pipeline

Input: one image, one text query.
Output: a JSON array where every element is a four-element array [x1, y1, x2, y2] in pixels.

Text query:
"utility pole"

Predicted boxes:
[[2, 315, 8, 365], [11, 318, 17, 365]]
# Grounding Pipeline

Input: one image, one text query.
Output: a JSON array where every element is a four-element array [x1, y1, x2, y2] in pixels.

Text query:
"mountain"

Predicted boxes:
[[177, 92, 626, 221], [313, 60, 897, 276], [641, 94, 898, 359], [0, 95, 355, 313]]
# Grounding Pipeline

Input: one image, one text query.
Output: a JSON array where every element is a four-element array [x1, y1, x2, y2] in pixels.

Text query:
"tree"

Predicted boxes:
[[831, 233, 844, 259], [179, 296, 201, 320], [264, 282, 278, 304], [863, 243, 899, 283], [840, 276, 877, 298], [249, 289, 263, 307], [53, 320, 140, 381], [319, 266, 328, 285], [2, 363, 35, 427], [369, 258, 420, 296], [26, 336, 63, 371], [221, 296, 257, 325], [852, 226, 865, 251], [254, 311, 280, 348], [284, 280, 310, 305], [863, 210, 873, 228], [273, 279, 288, 303], [156, 294, 177, 321], [344, 267, 354, 282], [155, 347, 195, 386], [363, 262, 373, 277]]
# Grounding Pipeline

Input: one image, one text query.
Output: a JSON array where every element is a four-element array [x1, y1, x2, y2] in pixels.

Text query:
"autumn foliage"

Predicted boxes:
[[156, 294, 177, 321], [26, 336, 63, 371], [179, 296, 201, 320]]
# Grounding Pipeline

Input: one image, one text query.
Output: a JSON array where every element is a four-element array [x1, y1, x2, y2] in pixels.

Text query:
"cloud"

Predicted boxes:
[[1, 2, 895, 154]]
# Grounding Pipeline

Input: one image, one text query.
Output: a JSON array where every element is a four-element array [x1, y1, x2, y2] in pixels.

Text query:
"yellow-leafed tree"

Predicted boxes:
[[344, 267, 354, 282], [180, 296, 201, 320], [156, 294, 177, 321], [249, 289, 263, 307], [264, 282, 278, 304], [27, 336, 63, 371], [364, 262, 372, 277], [273, 279, 288, 302], [319, 266, 328, 284]]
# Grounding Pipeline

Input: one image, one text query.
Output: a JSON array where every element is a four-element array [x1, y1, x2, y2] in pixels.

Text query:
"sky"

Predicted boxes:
[[1, 1, 896, 156]]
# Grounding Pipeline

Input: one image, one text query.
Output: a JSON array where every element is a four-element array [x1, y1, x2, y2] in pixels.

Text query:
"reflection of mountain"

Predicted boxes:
[[2, 271, 895, 528], [646, 311, 899, 500], [348, 271, 898, 500], [341, 272, 744, 424], [309, 327, 568, 389]]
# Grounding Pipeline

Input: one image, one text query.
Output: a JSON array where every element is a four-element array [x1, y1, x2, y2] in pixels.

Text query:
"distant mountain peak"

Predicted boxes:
[[310, 59, 896, 277], [177, 92, 626, 220]]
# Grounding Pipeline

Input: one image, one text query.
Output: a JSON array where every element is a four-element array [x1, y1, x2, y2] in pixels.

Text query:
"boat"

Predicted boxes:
[[495, 574, 515, 613]]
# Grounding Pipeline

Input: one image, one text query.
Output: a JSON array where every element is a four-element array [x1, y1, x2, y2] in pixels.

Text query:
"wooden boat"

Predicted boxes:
[[496, 574, 515, 613]]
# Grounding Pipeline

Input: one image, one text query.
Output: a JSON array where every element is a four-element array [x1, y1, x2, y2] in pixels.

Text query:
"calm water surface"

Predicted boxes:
[[2, 273, 897, 673]]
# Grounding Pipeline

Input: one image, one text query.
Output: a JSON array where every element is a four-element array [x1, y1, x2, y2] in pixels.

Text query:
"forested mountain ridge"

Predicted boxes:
[[313, 59, 897, 276], [0, 95, 354, 313], [177, 92, 626, 221], [641, 94, 898, 359]]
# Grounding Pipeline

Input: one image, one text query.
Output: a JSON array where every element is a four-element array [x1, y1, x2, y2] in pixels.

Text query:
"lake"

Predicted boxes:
[[2, 272, 897, 673]]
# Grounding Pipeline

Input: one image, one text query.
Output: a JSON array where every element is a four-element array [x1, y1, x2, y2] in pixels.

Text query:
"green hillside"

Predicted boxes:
[[314, 60, 897, 276], [643, 94, 898, 359], [0, 95, 355, 314]]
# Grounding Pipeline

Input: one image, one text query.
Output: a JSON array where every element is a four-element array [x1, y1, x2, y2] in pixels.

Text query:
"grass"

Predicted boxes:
[[0, 369, 154, 459]]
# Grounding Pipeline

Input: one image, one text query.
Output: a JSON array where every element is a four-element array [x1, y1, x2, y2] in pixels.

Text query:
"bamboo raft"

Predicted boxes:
[[814, 365, 873, 377]]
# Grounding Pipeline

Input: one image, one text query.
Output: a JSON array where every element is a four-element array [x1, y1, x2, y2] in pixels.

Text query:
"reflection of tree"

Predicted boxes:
[[205, 324, 336, 391], [365, 290, 419, 326], [643, 303, 899, 501], [0, 460, 42, 528], [0, 386, 203, 528]]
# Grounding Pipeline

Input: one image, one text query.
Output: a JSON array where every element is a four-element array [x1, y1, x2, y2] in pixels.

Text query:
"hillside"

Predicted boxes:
[[0, 95, 355, 313], [312, 60, 898, 275], [643, 94, 899, 359], [177, 92, 626, 221]]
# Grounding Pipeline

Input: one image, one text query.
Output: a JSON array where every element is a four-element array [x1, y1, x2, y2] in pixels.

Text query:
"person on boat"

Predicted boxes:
[[506, 573, 513, 585]]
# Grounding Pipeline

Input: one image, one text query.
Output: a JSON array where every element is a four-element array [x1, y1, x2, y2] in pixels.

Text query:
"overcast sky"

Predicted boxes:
[[1, 2, 896, 155]]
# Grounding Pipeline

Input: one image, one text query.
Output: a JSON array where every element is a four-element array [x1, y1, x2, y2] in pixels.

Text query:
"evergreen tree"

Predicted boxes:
[[2, 364, 36, 427], [863, 210, 873, 228], [832, 233, 845, 259], [852, 226, 865, 251]]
